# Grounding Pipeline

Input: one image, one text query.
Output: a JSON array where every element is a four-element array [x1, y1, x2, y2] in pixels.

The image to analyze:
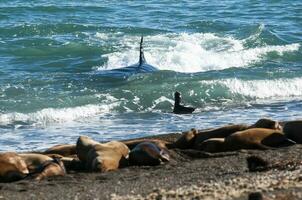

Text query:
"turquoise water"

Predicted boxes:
[[0, 1, 301, 151]]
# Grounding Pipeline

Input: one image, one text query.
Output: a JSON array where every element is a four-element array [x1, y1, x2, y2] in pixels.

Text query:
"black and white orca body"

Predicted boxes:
[[100, 36, 158, 77]]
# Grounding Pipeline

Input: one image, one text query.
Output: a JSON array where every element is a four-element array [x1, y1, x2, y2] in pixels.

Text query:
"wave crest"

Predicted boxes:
[[96, 33, 300, 73]]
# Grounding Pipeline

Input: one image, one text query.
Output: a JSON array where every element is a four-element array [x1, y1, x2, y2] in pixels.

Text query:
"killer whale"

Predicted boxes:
[[98, 36, 158, 78]]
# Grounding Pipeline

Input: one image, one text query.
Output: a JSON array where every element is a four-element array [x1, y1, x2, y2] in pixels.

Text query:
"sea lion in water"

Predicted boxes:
[[282, 120, 302, 143], [199, 128, 295, 153], [0, 152, 29, 183], [129, 142, 170, 166], [76, 136, 130, 172], [18, 153, 66, 180], [173, 91, 195, 114], [43, 144, 76, 157]]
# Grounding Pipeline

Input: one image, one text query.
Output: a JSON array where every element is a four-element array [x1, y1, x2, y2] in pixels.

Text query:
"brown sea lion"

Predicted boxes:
[[76, 136, 130, 172], [193, 118, 281, 149], [34, 158, 66, 181], [193, 124, 249, 148], [43, 144, 76, 157], [282, 120, 302, 143], [172, 119, 280, 150], [0, 152, 29, 183], [18, 153, 66, 180], [170, 128, 198, 149], [129, 142, 170, 166], [198, 128, 295, 153]]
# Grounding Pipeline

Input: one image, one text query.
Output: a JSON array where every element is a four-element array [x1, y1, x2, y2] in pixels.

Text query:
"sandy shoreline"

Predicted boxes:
[[1, 133, 302, 200]]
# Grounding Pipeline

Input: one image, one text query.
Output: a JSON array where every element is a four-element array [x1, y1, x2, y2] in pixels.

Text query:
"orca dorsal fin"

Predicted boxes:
[[139, 36, 146, 66]]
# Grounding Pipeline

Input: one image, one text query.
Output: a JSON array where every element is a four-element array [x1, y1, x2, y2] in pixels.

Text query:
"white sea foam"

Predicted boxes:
[[0, 103, 119, 125], [96, 33, 300, 73], [200, 77, 302, 99]]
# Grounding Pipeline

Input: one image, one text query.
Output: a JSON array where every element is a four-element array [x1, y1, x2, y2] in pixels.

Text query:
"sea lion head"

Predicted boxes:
[[251, 118, 282, 130], [129, 142, 170, 166], [172, 128, 198, 149]]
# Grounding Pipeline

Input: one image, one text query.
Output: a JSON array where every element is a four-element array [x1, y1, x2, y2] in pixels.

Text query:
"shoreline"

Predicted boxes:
[[1, 132, 302, 199]]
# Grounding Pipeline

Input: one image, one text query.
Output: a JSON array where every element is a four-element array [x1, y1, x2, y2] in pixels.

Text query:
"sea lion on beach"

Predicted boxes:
[[171, 128, 198, 149], [76, 136, 99, 162], [76, 136, 130, 172], [123, 139, 169, 150], [249, 118, 282, 130], [18, 153, 66, 180], [282, 120, 302, 143], [194, 124, 249, 148], [198, 128, 295, 153], [129, 142, 170, 166], [173, 91, 195, 114], [44, 144, 76, 157], [60, 157, 85, 172], [193, 118, 281, 149], [34, 157, 66, 181], [0, 152, 29, 183]]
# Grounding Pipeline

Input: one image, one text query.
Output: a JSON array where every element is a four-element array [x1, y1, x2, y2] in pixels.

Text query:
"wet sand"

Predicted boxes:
[[1, 133, 302, 200]]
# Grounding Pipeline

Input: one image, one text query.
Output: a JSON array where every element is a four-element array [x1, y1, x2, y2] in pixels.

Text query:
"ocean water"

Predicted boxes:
[[0, 1, 301, 151]]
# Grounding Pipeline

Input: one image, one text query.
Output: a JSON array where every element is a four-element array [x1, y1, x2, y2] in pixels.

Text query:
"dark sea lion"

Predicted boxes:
[[77, 136, 130, 172], [76, 136, 99, 163], [43, 144, 76, 157], [282, 120, 302, 143], [129, 142, 170, 166], [173, 91, 195, 114], [18, 153, 66, 180], [199, 128, 295, 153], [123, 139, 169, 150], [0, 152, 29, 183], [60, 157, 85, 172], [249, 118, 282, 130], [171, 128, 198, 149]]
